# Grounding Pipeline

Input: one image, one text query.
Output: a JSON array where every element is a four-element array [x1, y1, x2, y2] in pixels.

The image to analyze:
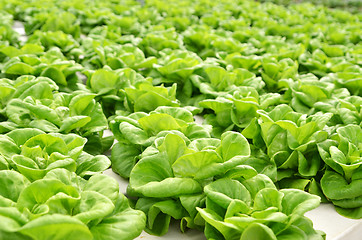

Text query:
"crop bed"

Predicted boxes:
[[0, 0, 361, 239]]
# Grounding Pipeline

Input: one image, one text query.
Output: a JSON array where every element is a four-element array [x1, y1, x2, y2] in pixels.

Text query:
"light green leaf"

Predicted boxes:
[[20, 214, 92, 240]]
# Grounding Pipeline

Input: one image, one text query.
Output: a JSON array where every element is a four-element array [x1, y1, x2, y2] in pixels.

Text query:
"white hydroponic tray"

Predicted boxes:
[[104, 169, 362, 240]]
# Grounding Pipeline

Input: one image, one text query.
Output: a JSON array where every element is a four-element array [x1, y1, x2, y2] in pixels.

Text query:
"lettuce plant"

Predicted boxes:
[[6, 90, 110, 152], [224, 53, 263, 74], [86, 67, 179, 116], [0, 43, 44, 59], [123, 80, 180, 113], [182, 25, 216, 58], [0, 75, 59, 126], [318, 125, 362, 218], [0, 128, 110, 180], [80, 43, 156, 71], [200, 88, 280, 137], [197, 175, 325, 240], [299, 49, 356, 77], [314, 95, 362, 129], [1, 47, 83, 91], [261, 58, 298, 91], [107, 14, 144, 36], [152, 50, 202, 83], [0, 75, 110, 154], [110, 106, 211, 178], [82, 25, 142, 47], [4, 90, 107, 135], [191, 66, 265, 97], [85, 67, 145, 116], [0, 168, 146, 240], [27, 30, 80, 54], [80, 26, 122, 47], [139, 28, 183, 57], [183, 25, 258, 59], [251, 105, 332, 191], [323, 70, 362, 96], [128, 131, 252, 235], [71, 8, 114, 34], [24, 11, 81, 38], [149, 49, 202, 103], [279, 74, 336, 114], [258, 38, 305, 60]]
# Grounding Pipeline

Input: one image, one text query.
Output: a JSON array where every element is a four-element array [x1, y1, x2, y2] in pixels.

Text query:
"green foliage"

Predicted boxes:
[[0, 0, 361, 239], [110, 107, 211, 178], [318, 125, 362, 218], [0, 128, 110, 179], [0, 169, 146, 240], [128, 131, 256, 234], [197, 177, 324, 240]]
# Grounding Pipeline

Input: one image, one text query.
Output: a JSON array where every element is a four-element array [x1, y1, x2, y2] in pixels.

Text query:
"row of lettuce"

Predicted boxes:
[[0, 0, 361, 239], [257, 0, 362, 13]]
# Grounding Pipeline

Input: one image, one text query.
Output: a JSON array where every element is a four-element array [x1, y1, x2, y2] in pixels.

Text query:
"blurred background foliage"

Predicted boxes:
[[256, 0, 362, 13]]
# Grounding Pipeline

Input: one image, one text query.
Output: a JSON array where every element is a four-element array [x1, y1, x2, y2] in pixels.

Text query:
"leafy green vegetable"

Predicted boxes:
[[81, 43, 157, 70], [254, 105, 332, 186], [0, 129, 110, 180], [200, 88, 281, 137], [197, 176, 324, 240], [0, 168, 146, 240], [0, 76, 110, 153], [318, 125, 362, 218], [110, 106, 211, 178], [128, 131, 256, 234]]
